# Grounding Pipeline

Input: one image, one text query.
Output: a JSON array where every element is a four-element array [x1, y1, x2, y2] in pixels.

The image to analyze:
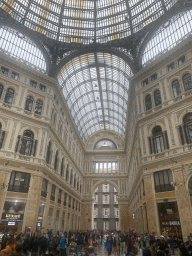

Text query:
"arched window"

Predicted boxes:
[[54, 150, 59, 171], [25, 96, 34, 111], [183, 113, 192, 144], [148, 126, 169, 154], [19, 130, 34, 156], [172, 80, 181, 97], [60, 158, 65, 177], [0, 84, 4, 99], [154, 89, 162, 106], [66, 164, 69, 181], [182, 73, 192, 92], [4, 88, 14, 104], [94, 139, 117, 150], [35, 99, 43, 115], [145, 94, 152, 111], [46, 141, 52, 164]]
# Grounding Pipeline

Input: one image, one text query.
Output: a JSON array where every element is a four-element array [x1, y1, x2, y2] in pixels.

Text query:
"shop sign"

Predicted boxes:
[[162, 221, 180, 226], [37, 216, 43, 223], [8, 222, 15, 226], [1, 213, 24, 222]]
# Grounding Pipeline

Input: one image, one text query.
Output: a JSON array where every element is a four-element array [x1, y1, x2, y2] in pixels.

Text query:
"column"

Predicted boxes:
[[174, 168, 192, 241], [22, 175, 43, 232], [0, 170, 11, 219], [42, 182, 52, 230], [119, 199, 130, 231], [144, 174, 159, 234], [81, 199, 93, 230]]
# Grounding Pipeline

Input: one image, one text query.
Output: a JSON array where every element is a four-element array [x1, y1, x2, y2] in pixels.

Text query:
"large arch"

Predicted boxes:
[[92, 179, 119, 195], [0, 20, 51, 73], [138, 5, 192, 67], [57, 51, 133, 143]]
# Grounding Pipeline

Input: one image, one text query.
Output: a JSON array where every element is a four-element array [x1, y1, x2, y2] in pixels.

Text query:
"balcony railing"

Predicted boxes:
[[8, 185, 29, 193], [103, 201, 109, 204]]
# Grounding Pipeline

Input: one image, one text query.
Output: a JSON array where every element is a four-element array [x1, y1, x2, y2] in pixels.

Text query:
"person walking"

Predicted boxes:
[[60, 235, 66, 256]]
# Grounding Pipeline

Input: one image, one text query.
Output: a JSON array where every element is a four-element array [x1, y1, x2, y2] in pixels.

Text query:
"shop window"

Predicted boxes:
[[0, 84, 4, 99], [4, 88, 14, 104], [0, 67, 9, 75], [34, 99, 43, 115], [54, 150, 59, 171], [154, 89, 162, 106], [46, 141, 52, 164], [8, 171, 31, 193], [11, 72, 19, 80], [50, 184, 56, 201], [179, 113, 192, 144], [39, 84, 46, 92], [178, 56, 185, 65], [154, 169, 174, 193], [148, 126, 169, 154], [145, 94, 152, 111], [41, 179, 48, 197], [182, 73, 192, 92], [16, 130, 37, 156], [168, 62, 175, 72], [58, 189, 62, 204], [2, 201, 26, 224], [25, 96, 34, 111], [172, 79, 181, 98], [151, 73, 157, 81], [143, 78, 148, 86], [30, 80, 37, 88]]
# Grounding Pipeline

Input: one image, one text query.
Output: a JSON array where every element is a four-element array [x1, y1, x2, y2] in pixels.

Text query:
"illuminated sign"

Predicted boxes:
[[8, 222, 15, 226], [1, 213, 24, 222], [162, 221, 180, 226]]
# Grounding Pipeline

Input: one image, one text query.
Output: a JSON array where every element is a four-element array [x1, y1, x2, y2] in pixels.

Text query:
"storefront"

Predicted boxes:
[[157, 201, 182, 238], [0, 201, 26, 233]]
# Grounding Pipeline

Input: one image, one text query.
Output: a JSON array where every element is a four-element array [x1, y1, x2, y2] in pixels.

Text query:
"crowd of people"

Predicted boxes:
[[0, 229, 192, 256]]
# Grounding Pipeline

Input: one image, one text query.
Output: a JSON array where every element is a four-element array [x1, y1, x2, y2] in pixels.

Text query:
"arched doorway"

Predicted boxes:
[[93, 183, 119, 231]]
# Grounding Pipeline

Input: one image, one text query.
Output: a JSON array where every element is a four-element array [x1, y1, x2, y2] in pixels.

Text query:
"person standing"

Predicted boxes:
[[106, 235, 113, 256], [60, 235, 66, 256]]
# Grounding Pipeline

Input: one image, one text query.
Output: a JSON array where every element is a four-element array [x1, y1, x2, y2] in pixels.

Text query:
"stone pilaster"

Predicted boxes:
[[119, 199, 129, 231], [174, 168, 192, 241], [144, 175, 158, 234], [81, 199, 93, 230], [0, 170, 11, 219], [22, 174, 43, 232], [42, 182, 52, 230]]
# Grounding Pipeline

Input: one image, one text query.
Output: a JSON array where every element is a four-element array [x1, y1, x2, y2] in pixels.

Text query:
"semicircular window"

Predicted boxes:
[[58, 52, 132, 143], [94, 139, 117, 150], [0, 26, 46, 72], [142, 10, 192, 65]]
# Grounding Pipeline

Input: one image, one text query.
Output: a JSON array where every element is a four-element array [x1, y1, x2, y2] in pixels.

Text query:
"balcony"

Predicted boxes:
[[103, 201, 109, 204]]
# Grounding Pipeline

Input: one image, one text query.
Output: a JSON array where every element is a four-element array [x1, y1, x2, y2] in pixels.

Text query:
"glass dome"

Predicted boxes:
[[0, 0, 179, 44]]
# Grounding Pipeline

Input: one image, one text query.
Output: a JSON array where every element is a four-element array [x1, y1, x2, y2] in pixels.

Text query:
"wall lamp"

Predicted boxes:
[[171, 181, 183, 187]]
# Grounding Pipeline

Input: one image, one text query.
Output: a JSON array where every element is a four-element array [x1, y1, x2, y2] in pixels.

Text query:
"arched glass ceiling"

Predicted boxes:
[[58, 52, 132, 142], [142, 10, 192, 65], [0, 26, 46, 72], [0, 0, 178, 44], [94, 139, 117, 149]]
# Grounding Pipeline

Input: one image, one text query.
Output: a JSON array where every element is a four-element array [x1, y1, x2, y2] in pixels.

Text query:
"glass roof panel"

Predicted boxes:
[[58, 52, 132, 143], [142, 10, 192, 65], [0, 0, 178, 44], [0, 26, 46, 72]]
